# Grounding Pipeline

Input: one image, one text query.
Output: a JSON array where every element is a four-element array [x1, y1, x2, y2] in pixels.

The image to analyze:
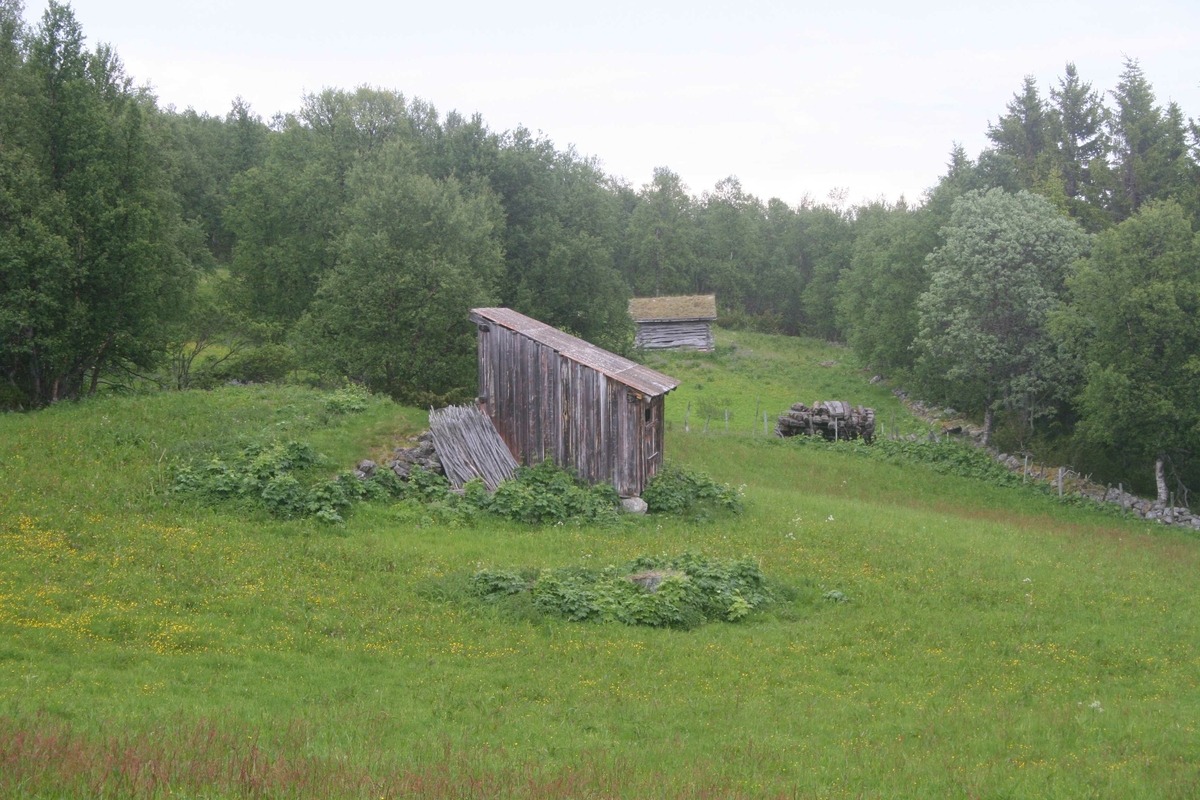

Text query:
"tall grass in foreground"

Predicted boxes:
[[0, 714, 660, 800]]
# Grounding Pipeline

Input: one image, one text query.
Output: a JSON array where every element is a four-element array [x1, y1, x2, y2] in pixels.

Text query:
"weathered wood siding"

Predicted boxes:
[[475, 323, 664, 496], [635, 320, 714, 351]]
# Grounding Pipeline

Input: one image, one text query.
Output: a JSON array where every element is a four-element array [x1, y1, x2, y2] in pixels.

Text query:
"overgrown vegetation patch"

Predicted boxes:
[[470, 554, 773, 629], [642, 463, 744, 517], [173, 439, 401, 523], [174, 410, 744, 529], [475, 461, 622, 525]]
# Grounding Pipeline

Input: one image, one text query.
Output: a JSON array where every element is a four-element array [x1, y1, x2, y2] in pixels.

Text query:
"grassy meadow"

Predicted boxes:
[[1, 330, 1198, 798]]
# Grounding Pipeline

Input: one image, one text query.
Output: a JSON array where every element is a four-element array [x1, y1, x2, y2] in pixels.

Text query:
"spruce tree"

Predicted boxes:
[[1048, 62, 1111, 229], [1109, 58, 1165, 219], [987, 76, 1051, 188]]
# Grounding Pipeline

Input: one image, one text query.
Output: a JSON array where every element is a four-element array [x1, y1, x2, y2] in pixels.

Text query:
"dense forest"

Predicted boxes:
[[2, 1, 1199, 498]]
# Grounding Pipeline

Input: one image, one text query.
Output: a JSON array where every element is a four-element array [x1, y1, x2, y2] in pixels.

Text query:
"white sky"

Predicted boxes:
[[23, 0, 1200, 206]]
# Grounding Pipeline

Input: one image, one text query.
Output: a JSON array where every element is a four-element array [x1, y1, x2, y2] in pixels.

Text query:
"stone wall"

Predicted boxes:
[[884, 384, 1200, 531]]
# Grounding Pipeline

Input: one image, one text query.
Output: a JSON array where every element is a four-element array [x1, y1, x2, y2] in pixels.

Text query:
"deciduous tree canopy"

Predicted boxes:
[[915, 188, 1087, 444], [1, 1, 1198, 495], [1054, 201, 1200, 500]]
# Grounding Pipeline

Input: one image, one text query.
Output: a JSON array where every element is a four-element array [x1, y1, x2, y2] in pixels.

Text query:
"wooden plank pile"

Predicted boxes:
[[428, 404, 519, 491], [775, 401, 876, 443]]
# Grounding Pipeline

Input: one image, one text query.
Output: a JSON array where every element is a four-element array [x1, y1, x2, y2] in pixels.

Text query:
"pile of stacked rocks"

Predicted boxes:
[[385, 431, 444, 479]]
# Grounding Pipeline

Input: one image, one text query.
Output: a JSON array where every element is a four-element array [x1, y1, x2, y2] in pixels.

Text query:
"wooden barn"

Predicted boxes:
[[469, 307, 680, 498], [628, 294, 717, 351]]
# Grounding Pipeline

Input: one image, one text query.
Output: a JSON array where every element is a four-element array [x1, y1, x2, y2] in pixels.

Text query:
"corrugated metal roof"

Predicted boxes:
[[628, 294, 717, 322], [470, 308, 681, 397]]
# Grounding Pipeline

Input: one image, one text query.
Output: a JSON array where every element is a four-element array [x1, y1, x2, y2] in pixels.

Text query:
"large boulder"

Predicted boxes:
[[621, 497, 648, 515], [627, 569, 683, 592]]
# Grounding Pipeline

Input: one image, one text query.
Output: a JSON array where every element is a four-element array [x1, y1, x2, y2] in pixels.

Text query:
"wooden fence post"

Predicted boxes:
[[1058, 467, 1063, 498], [684, 402, 690, 433], [1023, 455, 1028, 484]]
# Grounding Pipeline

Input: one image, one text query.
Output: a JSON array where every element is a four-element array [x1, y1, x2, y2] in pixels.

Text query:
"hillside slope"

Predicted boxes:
[[1, 333, 1197, 798]]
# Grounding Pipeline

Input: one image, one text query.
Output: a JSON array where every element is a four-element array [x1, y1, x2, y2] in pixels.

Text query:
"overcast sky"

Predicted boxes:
[[22, 0, 1200, 206]]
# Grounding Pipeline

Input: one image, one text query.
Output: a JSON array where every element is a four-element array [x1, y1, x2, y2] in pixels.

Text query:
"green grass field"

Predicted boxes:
[[2, 330, 1198, 798]]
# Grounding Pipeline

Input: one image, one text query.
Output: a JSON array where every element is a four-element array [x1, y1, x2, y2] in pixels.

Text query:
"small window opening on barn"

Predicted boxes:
[[644, 406, 652, 423]]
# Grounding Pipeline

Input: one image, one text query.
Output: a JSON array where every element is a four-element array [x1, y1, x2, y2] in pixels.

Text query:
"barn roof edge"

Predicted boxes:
[[470, 307, 680, 397]]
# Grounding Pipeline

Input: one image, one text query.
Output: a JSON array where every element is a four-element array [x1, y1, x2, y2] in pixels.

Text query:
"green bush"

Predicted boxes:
[[322, 384, 371, 414], [193, 344, 297, 388], [176, 446, 743, 528], [0, 382, 28, 411], [784, 433, 1031, 486], [303, 473, 365, 523], [471, 554, 772, 629], [260, 474, 305, 516], [643, 463, 743, 517], [405, 465, 452, 500], [362, 467, 405, 500], [482, 461, 621, 525], [468, 570, 526, 599], [174, 440, 402, 523]]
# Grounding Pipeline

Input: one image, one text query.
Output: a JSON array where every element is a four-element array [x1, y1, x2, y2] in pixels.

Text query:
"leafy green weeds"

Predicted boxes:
[[321, 383, 372, 414], [642, 463, 743, 517], [174, 439, 403, 523], [470, 554, 774, 629], [174, 447, 630, 527]]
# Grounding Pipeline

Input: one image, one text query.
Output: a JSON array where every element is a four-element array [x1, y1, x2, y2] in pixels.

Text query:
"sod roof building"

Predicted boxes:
[[628, 294, 717, 351]]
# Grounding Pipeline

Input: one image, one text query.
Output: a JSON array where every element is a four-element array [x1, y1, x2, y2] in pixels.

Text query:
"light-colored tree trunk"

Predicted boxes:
[[1155, 456, 1168, 503], [982, 406, 994, 446]]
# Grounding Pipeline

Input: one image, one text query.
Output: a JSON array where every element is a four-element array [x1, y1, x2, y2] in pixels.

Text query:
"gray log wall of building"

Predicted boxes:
[[635, 320, 714, 351], [476, 324, 664, 497]]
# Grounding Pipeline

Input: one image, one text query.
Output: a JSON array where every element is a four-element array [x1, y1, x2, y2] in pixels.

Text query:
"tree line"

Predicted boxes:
[[2, 2, 1198, 497]]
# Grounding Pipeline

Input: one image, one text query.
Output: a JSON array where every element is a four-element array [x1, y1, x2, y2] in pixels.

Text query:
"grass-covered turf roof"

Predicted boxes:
[[628, 294, 718, 321]]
